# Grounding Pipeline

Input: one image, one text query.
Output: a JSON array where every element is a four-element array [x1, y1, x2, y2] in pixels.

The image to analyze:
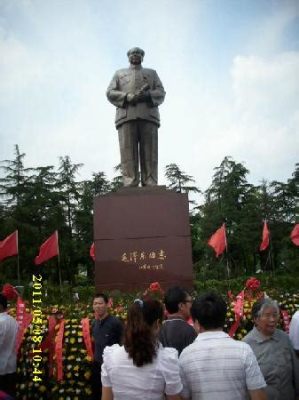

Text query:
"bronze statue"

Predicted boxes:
[[106, 47, 166, 187]]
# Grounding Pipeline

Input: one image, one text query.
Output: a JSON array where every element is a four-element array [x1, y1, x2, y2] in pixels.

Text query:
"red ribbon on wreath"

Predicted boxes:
[[81, 318, 94, 360], [228, 290, 245, 337], [15, 296, 32, 354], [55, 319, 65, 381], [228, 277, 263, 337], [41, 316, 58, 376]]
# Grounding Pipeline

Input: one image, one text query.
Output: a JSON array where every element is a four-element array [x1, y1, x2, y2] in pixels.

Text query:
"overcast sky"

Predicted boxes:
[[1, 0, 298, 204]]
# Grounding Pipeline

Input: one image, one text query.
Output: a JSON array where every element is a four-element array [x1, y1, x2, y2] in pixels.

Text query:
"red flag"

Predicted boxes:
[[90, 242, 95, 261], [0, 230, 18, 262], [208, 224, 227, 257], [34, 231, 59, 265], [290, 224, 299, 246], [260, 221, 270, 251]]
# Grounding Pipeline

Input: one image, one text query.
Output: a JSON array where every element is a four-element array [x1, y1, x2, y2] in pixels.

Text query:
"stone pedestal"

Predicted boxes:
[[93, 186, 194, 292]]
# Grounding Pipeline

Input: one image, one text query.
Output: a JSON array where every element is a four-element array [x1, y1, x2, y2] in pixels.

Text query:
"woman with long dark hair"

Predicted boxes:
[[101, 299, 183, 400]]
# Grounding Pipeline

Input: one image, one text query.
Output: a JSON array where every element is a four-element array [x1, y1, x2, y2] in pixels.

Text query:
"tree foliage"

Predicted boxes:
[[0, 148, 297, 284], [165, 163, 200, 194], [194, 157, 298, 279]]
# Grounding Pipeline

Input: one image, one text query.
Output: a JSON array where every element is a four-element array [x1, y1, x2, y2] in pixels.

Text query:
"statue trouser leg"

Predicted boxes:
[[139, 121, 158, 186], [118, 122, 139, 186]]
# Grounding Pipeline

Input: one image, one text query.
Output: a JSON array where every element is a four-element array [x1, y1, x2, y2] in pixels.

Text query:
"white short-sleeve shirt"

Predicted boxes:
[[179, 331, 266, 400], [289, 311, 299, 350], [0, 312, 18, 375], [101, 344, 182, 400]]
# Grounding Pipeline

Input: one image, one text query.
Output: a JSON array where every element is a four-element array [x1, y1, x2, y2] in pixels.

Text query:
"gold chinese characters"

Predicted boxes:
[[121, 249, 167, 271]]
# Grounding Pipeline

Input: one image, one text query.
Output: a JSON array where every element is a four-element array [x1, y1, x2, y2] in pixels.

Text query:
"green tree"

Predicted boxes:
[[25, 166, 63, 234], [265, 163, 299, 273], [110, 164, 124, 192], [165, 163, 200, 206], [197, 156, 257, 277], [75, 171, 111, 280], [0, 145, 32, 208], [56, 156, 83, 284], [0, 145, 36, 281]]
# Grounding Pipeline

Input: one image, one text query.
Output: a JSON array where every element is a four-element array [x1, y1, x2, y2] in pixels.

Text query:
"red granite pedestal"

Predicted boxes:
[[93, 186, 194, 292]]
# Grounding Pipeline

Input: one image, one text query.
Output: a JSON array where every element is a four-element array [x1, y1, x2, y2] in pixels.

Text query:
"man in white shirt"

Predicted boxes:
[[179, 292, 267, 400], [290, 311, 299, 357], [0, 293, 18, 397]]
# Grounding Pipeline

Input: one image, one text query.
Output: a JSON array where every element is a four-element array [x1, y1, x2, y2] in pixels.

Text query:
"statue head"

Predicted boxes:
[[127, 47, 145, 65]]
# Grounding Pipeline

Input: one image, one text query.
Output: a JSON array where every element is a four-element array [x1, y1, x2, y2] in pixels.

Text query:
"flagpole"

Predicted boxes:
[[226, 255, 230, 280], [264, 221, 273, 274], [58, 252, 62, 294], [269, 237, 274, 275], [264, 250, 271, 272], [224, 223, 230, 280], [16, 230, 20, 284], [55, 230, 62, 294], [17, 254, 20, 285]]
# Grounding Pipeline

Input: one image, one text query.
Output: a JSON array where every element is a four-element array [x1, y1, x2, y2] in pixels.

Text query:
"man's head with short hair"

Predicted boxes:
[[94, 293, 108, 303], [164, 287, 190, 313], [0, 293, 8, 312], [93, 293, 109, 319], [191, 292, 227, 331], [164, 286, 192, 320]]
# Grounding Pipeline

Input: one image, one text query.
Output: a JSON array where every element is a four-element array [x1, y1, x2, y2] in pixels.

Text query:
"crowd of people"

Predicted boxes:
[[0, 287, 299, 399], [95, 288, 299, 400]]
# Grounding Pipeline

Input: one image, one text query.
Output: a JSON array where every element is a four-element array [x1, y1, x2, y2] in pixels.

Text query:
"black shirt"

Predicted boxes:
[[92, 315, 123, 363], [159, 316, 197, 355]]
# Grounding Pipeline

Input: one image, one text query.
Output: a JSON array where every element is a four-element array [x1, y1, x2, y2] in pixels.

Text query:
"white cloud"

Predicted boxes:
[[0, 36, 44, 100], [232, 52, 299, 116], [0, 0, 298, 204], [228, 52, 299, 182], [247, 0, 299, 55]]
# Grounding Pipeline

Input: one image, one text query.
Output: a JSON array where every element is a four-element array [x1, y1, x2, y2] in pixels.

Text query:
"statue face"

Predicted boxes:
[[128, 50, 143, 65]]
